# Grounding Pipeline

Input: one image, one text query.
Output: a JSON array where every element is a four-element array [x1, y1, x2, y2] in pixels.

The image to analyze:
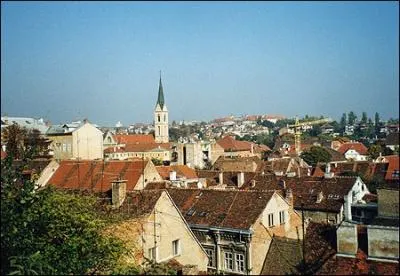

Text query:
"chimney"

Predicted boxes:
[[112, 179, 127, 208], [316, 190, 323, 203], [237, 172, 245, 188], [170, 170, 177, 181], [218, 171, 223, 185], [324, 163, 334, 178], [285, 188, 293, 207]]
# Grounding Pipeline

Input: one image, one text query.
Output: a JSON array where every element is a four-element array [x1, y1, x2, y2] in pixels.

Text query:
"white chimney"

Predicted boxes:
[[170, 170, 177, 181], [324, 163, 334, 178], [112, 179, 127, 208], [237, 172, 245, 188], [218, 171, 223, 185], [316, 191, 323, 203]]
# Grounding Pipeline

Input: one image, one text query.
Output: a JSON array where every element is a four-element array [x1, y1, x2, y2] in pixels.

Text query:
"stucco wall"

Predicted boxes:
[[367, 225, 399, 260], [135, 162, 163, 190], [377, 189, 399, 217], [48, 135, 73, 160], [144, 192, 208, 271], [336, 222, 358, 256], [301, 210, 340, 224], [72, 123, 103, 160]]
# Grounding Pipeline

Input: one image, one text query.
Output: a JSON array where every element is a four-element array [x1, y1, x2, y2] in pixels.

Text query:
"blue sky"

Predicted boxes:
[[1, 1, 399, 126]]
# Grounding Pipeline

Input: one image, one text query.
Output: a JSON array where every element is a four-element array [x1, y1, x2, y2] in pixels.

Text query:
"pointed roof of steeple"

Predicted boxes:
[[156, 72, 165, 109]]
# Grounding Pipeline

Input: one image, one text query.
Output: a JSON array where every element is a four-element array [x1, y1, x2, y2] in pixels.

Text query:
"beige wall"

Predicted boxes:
[[143, 192, 208, 271], [210, 143, 224, 165], [35, 160, 59, 189], [72, 123, 103, 160], [135, 161, 164, 190], [336, 222, 358, 256], [48, 135, 73, 160], [377, 189, 399, 217], [250, 193, 303, 275]]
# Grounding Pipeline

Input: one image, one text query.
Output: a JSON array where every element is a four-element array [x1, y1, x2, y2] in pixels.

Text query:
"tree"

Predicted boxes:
[[340, 113, 347, 131], [348, 111, 357, 125], [361, 112, 368, 124], [367, 144, 382, 160], [1, 153, 136, 275], [300, 146, 332, 167], [2, 123, 27, 160], [151, 158, 163, 166]]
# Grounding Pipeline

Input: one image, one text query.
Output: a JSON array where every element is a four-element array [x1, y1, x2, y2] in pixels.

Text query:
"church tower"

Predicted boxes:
[[154, 73, 169, 143]]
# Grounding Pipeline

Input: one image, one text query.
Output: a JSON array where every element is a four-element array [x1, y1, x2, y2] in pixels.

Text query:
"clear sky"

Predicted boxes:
[[1, 1, 399, 126]]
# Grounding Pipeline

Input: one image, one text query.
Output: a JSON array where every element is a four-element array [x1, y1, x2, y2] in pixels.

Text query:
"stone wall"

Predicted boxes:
[[367, 225, 399, 260], [336, 221, 358, 257]]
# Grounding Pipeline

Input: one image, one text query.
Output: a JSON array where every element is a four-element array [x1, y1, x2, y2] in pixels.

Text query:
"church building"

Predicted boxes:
[[154, 74, 169, 143]]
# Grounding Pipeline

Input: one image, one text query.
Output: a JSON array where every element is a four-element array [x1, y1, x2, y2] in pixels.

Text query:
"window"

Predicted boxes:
[[268, 213, 274, 227], [164, 115, 166, 122], [235, 253, 245, 272], [392, 170, 400, 179], [158, 115, 160, 122], [158, 126, 161, 135], [67, 144, 71, 152], [148, 247, 157, 261], [62, 143, 67, 152], [279, 211, 285, 224], [172, 239, 180, 256], [224, 252, 233, 270], [205, 248, 215, 267]]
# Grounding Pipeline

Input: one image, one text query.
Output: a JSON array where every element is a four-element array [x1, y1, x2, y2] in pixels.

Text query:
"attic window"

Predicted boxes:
[[199, 211, 208, 217], [195, 192, 203, 198]]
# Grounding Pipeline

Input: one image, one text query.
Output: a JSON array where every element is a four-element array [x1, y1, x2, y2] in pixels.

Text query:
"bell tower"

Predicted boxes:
[[154, 72, 169, 143]]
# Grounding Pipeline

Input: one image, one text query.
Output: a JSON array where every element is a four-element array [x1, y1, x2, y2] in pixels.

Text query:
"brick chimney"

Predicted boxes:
[[237, 172, 245, 188], [112, 179, 127, 208]]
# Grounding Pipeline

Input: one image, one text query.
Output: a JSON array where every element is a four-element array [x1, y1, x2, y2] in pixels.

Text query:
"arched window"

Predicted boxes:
[[158, 115, 160, 122], [164, 115, 166, 122], [158, 126, 161, 135]]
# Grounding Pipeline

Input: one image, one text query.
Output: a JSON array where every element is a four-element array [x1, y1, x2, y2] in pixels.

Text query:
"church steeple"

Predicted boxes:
[[157, 71, 165, 109]]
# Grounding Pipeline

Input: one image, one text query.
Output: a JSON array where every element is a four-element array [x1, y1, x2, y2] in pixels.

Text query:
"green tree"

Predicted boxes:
[[348, 111, 357, 125], [300, 146, 332, 167], [1, 154, 134, 275], [151, 158, 163, 166], [340, 113, 347, 131], [361, 112, 368, 124], [3, 123, 27, 160], [374, 112, 380, 133], [367, 144, 382, 160]]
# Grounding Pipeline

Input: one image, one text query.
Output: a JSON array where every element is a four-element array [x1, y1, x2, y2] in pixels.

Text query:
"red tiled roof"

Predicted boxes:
[[384, 155, 399, 180], [311, 166, 325, 177], [167, 188, 275, 230], [113, 134, 155, 144], [156, 165, 198, 180], [217, 136, 253, 152], [48, 160, 148, 192], [337, 142, 368, 155]]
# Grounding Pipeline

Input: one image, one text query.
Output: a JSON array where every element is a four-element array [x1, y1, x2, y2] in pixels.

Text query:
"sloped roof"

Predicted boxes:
[[212, 155, 263, 172], [337, 142, 368, 155], [244, 175, 358, 213], [261, 237, 303, 275], [197, 170, 259, 187], [167, 188, 275, 230], [156, 165, 198, 180], [48, 160, 148, 192], [216, 136, 254, 152], [113, 134, 155, 145], [384, 155, 399, 180]]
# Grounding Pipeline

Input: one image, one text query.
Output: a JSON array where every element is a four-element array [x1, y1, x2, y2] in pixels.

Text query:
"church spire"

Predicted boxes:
[[157, 71, 165, 109]]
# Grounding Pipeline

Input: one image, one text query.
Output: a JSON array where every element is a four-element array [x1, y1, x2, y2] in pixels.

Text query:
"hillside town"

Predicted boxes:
[[1, 76, 399, 275]]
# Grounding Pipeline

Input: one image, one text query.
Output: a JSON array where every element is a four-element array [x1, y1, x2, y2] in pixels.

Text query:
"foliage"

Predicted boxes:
[[348, 111, 357, 125], [151, 158, 163, 166], [1, 154, 134, 275], [367, 144, 382, 160], [141, 259, 177, 275], [300, 146, 332, 167]]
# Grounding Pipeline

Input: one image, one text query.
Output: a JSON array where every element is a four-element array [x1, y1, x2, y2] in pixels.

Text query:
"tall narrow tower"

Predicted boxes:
[[154, 73, 169, 143]]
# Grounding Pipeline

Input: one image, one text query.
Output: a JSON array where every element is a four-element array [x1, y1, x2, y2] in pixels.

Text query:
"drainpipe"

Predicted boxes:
[[246, 234, 252, 275]]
